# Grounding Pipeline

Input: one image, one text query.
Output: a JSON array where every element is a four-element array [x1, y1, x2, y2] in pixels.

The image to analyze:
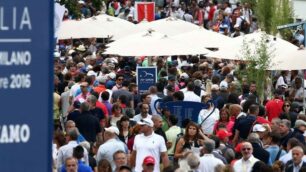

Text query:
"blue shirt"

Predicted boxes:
[[61, 160, 92, 172], [265, 145, 286, 165]]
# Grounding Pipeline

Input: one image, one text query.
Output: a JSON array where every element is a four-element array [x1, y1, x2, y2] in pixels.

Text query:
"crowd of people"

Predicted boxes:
[[53, 0, 306, 172], [53, 42, 306, 172]]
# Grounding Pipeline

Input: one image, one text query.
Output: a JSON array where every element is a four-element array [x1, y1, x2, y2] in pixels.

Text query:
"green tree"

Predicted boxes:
[[59, 0, 81, 19], [240, 34, 274, 102], [256, 0, 275, 34], [255, 0, 294, 37]]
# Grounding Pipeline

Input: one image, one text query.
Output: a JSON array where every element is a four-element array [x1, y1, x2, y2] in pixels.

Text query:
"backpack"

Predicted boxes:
[[239, 16, 250, 33]]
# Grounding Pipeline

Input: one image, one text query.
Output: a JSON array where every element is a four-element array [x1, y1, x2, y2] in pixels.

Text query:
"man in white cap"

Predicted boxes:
[[131, 118, 169, 172], [96, 126, 127, 171]]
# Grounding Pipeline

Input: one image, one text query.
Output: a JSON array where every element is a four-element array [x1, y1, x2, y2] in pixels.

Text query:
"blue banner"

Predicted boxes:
[[136, 66, 157, 94], [0, 1, 53, 171], [158, 101, 209, 126]]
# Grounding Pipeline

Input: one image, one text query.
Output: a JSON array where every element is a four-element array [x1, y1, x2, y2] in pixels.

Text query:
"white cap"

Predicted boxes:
[[211, 84, 220, 90], [68, 49, 75, 55], [252, 124, 266, 132], [180, 72, 189, 79], [104, 126, 119, 135], [87, 70, 97, 77], [97, 76, 107, 84], [138, 118, 154, 127], [220, 81, 228, 90], [108, 73, 116, 80], [54, 52, 60, 58]]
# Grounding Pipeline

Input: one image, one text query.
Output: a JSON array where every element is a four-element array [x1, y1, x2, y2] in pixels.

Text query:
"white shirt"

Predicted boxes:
[[132, 114, 152, 122], [182, 13, 193, 23], [280, 150, 306, 164], [293, 161, 304, 172], [275, 76, 287, 89], [150, 94, 160, 115], [96, 138, 127, 171], [224, 7, 232, 16], [198, 154, 224, 172], [165, 126, 182, 155], [133, 133, 167, 172], [183, 91, 201, 102], [61, 90, 70, 117], [198, 108, 220, 135], [233, 155, 259, 172], [57, 141, 89, 171], [69, 83, 80, 98]]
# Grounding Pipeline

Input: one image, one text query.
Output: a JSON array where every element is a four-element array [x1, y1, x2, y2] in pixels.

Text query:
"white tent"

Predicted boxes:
[[136, 17, 200, 36], [207, 31, 299, 62], [57, 14, 137, 40], [104, 31, 211, 56], [173, 27, 233, 48], [270, 49, 306, 70]]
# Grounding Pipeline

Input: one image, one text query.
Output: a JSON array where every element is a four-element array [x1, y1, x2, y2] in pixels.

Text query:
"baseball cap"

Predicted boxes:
[[104, 126, 119, 135], [252, 124, 266, 132], [211, 84, 219, 91], [108, 73, 116, 80], [97, 76, 107, 84], [216, 129, 232, 140], [194, 79, 202, 87], [180, 72, 189, 79], [138, 118, 154, 127], [87, 70, 97, 77], [220, 81, 228, 90], [295, 120, 306, 128], [143, 156, 155, 165]]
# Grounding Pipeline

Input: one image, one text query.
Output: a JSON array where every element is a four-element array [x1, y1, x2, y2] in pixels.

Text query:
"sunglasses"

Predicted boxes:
[[284, 104, 290, 107], [117, 78, 123, 81], [242, 148, 251, 151], [140, 119, 151, 125]]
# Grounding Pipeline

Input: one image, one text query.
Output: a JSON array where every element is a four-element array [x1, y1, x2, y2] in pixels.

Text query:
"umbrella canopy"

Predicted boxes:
[[270, 49, 306, 70], [104, 31, 211, 56], [57, 20, 93, 39], [136, 17, 200, 36], [207, 31, 299, 61], [58, 14, 137, 40], [173, 27, 233, 48]]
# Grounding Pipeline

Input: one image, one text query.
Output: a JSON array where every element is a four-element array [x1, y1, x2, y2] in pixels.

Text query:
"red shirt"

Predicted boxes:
[[256, 116, 271, 125], [265, 98, 284, 121], [96, 101, 109, 117], [93, 85, 106, 94]]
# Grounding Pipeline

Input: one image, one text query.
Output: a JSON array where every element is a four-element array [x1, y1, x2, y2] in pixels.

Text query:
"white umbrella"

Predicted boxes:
[[57, 20, 93, 39], [136, 17, 200, 36], [207, 31, 299, 61], [58, 14, 137, 40], [173, 27, 233, 48], [104, 31, 211, 56], [270, 49, 306, 70], [206, 46, 241, 60]]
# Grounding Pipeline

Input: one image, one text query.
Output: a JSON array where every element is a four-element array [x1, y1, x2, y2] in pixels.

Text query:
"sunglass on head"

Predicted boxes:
[[140, 119, 150, 125]]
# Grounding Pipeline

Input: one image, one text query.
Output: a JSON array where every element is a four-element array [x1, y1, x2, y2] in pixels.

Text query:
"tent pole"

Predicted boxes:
[[303, 70, 305, 113]]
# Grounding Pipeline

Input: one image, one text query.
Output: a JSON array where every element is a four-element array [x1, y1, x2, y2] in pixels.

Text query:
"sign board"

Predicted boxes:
[[135, 2, 155, 22], [0, 1, 53, 171], [159, 101, 208, 126], [136, 66, 157, 94]]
